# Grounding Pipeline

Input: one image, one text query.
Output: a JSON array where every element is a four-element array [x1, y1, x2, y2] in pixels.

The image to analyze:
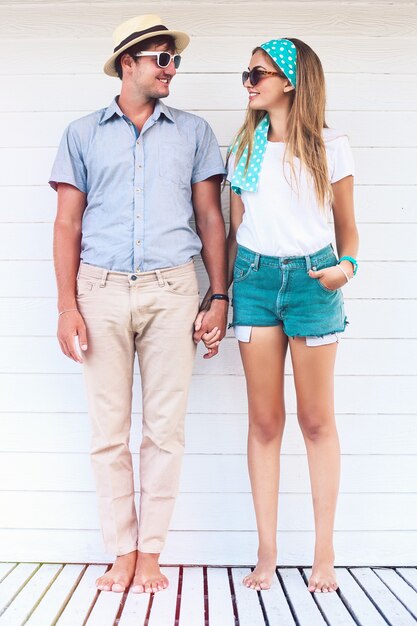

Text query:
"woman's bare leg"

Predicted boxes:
[[289, 337, 340, 593], [239, 326, 288, 590]]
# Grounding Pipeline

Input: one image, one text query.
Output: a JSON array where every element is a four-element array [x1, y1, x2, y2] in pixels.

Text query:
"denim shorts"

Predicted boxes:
[[231, 244, 347, 338]]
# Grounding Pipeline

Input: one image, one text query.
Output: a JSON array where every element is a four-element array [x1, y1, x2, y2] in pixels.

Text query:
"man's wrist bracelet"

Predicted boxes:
[[210, 293, 229, 303], [58, 308, 78, 317]]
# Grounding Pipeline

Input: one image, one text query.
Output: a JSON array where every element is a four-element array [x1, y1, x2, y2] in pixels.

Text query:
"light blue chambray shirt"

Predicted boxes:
[[49, 97, 225, 272]]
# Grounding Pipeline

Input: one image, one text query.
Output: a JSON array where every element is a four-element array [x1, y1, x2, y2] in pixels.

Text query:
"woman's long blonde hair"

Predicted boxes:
[[229, 38, 332, 208]]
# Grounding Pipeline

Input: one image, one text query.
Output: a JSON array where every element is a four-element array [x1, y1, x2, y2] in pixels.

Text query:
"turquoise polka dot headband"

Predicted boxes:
[[261, 38, 297, 87], [230, 39, 297, 195]]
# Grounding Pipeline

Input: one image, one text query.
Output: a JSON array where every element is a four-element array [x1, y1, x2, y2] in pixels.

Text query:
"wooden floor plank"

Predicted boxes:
[[2, 563, 417, 626], [337, 568, 387, 626], [259, 571, 296, 626], [207, 567, 235, 626], [25, 564, 85, 626], [147, 567, 179, 626], [0, 564, 16, 584], [278, 568, 327, 626], [178, 567, 205, 626], [374, 568, 417, 620], [231, 568, 265, 626], [57, 564, 107, 626], [0, 563, 39, 616], [117, 590, 149, 626], [303, 568, 357, 626], [351, 567, 416, 625], [85, 584, 124, 626], [0, 564, 62, 626], [397, 568, 417, 592]]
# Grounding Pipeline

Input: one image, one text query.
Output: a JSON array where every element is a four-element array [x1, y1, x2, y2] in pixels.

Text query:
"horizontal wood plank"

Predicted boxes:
[[1, 4, 416, 39], [2, 145, 416, 186], [1, 492, 416, 531], [2, 35, 417, 75], [2, 223, 417, 262], [1, 413, 415, 455], [1, 185, 415, 224], [1, 336, 416, 375], [0, 529, 415, 565], [0, 371, 416, 413], [3, 110, 417, 148], [1, 452, 415, 494], [0, 74, 416, 113]]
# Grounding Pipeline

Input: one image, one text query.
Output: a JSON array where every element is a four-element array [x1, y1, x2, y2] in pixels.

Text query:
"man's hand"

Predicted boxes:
[[57, 309, 88, 363], [193, 300, 228, 359]]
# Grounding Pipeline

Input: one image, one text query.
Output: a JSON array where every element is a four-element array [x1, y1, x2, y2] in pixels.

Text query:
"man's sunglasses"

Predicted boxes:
[[133, 51, 181, 69], [242, 67, 282, 86]]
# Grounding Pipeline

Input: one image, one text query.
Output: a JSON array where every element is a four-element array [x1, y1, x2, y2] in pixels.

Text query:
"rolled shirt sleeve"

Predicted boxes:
[[191, 119, 226, 184], [49, 124, 87, 192]]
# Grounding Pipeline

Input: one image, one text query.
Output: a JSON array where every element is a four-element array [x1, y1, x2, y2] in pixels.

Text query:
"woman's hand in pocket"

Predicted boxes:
[[308, 265, 348, 291]]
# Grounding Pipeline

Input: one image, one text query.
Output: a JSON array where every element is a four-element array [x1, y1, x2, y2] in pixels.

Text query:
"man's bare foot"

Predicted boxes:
[[131, 551, 169, 594], [242, 552, 277, 591], [96, 550, 137, 592], [308, 561, 338, 593]]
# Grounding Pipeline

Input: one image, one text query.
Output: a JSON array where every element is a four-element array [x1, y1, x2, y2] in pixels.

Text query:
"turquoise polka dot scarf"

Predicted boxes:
[[230, 38, 297, 196]]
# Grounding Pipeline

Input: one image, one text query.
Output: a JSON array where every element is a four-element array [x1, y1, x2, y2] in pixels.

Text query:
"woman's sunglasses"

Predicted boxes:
[[242, 67, 282, 86], [133, 51, 181, 69]]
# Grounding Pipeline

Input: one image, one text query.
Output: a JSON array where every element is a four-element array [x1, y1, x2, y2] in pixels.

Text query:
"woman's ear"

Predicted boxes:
[[283, 82, 295, 93]]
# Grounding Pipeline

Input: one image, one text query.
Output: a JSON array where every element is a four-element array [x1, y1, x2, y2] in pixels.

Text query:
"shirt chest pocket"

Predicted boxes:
[[159, 141, 194, 186]]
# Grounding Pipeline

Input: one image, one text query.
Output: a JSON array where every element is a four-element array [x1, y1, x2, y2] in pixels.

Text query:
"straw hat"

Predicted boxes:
[[104, 14, 190, 77]]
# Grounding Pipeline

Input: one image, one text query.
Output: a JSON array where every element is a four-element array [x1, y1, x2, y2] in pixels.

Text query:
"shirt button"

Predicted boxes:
[[136, 240, 141, 245], [135, 187, 142, 193]]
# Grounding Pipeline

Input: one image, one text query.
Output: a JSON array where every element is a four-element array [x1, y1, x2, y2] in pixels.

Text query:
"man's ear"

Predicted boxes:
[[121, 53, 135, 75]]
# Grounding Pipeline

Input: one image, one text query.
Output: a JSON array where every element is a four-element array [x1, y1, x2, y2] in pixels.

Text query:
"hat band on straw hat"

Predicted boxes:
[[114, 25, 169, 53]]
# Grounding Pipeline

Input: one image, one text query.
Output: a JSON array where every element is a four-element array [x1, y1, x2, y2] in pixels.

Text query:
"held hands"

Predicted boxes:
[[57, 309, 88, 363], [193, 299, 228, 359], [308, 263, 353, 291]]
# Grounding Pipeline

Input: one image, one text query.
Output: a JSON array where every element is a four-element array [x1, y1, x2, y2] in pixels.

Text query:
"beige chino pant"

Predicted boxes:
[[76, 261, 199, 555]]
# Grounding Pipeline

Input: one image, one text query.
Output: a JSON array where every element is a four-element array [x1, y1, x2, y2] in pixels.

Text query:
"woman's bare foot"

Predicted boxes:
[[96, 550, 137, 592], [242, 552, 277, 591], [308, 561, 338, 593], [131, 551, 169, 594]]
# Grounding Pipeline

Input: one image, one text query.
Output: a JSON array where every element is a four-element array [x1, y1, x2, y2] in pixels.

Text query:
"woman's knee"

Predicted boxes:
[[248, 412, 285, 442], [298, 410, 336, 441]]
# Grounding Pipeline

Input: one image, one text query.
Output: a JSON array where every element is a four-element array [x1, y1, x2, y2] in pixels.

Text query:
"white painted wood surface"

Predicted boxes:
[[2, 564, 415, 626], [0, 0, 416, 566]]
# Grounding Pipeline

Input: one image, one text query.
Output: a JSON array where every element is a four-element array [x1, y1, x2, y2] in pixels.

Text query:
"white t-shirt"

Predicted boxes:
[[227, 128, 354, 257]]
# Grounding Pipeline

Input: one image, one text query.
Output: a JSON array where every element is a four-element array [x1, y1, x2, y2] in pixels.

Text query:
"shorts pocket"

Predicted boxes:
[[316, 278, 338, 293], [314, 254, 339, 293], [233, 259, 253, 283]]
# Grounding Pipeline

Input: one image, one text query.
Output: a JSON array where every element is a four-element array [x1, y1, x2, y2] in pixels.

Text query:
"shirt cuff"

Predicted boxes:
[[191, 167, 226, 185]]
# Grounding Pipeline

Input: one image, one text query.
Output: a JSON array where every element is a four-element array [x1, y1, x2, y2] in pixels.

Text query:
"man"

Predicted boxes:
[[49, 14, 228, 594]]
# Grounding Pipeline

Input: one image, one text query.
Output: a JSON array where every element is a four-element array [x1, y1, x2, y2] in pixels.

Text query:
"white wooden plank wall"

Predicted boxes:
[[0, 0, 416, 565]]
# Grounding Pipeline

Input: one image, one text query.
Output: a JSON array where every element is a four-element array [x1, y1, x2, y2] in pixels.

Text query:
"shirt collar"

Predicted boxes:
[[99, 97, 124, 124], [99, 97, 175, 125]]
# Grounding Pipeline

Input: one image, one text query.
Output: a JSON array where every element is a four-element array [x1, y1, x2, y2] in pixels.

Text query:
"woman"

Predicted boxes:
[[200, 38, 359, 593]]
